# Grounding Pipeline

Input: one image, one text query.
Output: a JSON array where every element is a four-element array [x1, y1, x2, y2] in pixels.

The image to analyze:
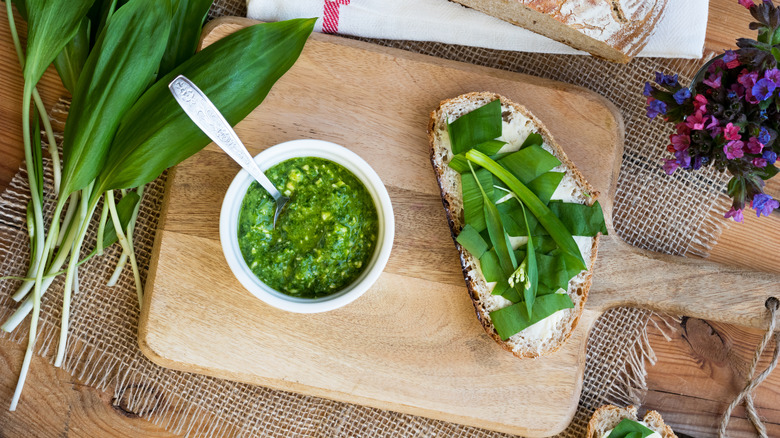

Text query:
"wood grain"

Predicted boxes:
[[0, 1, 776, 437], [140, 18, 625, 437], [0, 336, 181, 437], [644, 315, 780, 438], [140, 15, 780, 437]]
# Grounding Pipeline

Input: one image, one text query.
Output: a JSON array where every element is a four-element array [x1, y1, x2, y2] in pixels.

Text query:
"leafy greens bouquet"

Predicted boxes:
[[2, 0, 315, 410], [644, 0, 780, 222]]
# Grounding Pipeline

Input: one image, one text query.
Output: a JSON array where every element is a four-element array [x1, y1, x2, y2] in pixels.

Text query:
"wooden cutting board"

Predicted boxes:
[[139, 17, 780, 437]]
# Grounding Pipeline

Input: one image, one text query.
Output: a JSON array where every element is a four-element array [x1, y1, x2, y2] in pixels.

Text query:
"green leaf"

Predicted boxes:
[[31, 105, 43, 200], [526, 171, 564, 204], [447, 99, 502, 155], [490, 292, 574, 340], [466, 150, 586, 271], [548, 201, 608, 236], [757, 164, 779, 180], [94, 18, 316, 193], [11, 0, 28, 20], [60, 0, 173, 198], [53, 17, 90, 94], [158, 0, 213, 76], [456, 224, 488, 258], [497, 145, 561, 184], [22, 0, 96, 86], [520, 203, 538, 316], [470, 165, 516, 284], [607, 419, 657, 438], [536, 253, 570, 292], [101, 191, 140, 249], [479, 250, 501, 282], [448, 140, 508, 173], [462, 168, 493, 232], [520, 132, 543, 149], [498, 198, 542, 237]]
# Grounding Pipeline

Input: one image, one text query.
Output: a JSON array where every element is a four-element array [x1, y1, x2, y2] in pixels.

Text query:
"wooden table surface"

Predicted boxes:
[[0, 1, 778, 437]]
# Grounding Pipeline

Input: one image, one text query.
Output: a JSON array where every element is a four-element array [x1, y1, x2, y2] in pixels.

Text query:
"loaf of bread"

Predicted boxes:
[[428, 92, 601, 358], [450, 0, 667, 63], [587, 405, 678, 438]]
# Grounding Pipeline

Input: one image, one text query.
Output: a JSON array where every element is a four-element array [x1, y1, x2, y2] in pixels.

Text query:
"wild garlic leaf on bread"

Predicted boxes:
[[607, 419, 657, 438], [429, 92, 607, 356], [444, 99, 606, 341]]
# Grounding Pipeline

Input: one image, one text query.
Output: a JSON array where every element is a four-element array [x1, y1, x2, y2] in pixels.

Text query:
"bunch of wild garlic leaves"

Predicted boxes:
[[2, 0, 315, 410]]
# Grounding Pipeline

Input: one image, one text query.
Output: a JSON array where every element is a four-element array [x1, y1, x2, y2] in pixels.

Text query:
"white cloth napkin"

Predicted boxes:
[[247, 0, 709, 59]]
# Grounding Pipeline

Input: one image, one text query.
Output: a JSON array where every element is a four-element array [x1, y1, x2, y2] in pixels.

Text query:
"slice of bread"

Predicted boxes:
[[587, 405, 678, 438], [450, 0, 667, 63], [428, 92, 600, 358]]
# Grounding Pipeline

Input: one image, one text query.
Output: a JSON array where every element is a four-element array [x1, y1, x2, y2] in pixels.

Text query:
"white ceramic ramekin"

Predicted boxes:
[[220, 139, 394, 313]]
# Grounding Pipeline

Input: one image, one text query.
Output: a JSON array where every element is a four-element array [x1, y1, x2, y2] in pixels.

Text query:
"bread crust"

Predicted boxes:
[[587, 405, 678, 438], [450, 0, 668, 63], [427, 91, 600, 358]]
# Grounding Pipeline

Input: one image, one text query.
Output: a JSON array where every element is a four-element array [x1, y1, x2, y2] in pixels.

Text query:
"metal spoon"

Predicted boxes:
[[168, 75, 289, 228]]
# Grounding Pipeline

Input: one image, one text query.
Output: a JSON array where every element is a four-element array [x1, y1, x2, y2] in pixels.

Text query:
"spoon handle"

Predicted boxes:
[[168, 75, 283, 200]]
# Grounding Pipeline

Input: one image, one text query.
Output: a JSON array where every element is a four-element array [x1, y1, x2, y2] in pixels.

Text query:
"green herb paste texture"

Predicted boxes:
[[237, 157, 379, 298]]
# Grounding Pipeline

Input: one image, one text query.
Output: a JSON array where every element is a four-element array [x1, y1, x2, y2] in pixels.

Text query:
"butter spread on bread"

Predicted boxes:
[[428, 92, 602, 358]]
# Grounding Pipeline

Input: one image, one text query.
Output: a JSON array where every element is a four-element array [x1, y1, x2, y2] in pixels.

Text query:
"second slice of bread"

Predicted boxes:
[[586, 405, 677, 438]]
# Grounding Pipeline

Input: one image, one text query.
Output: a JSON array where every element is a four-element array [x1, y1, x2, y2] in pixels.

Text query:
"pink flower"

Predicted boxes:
[[753, 157, 768, 167], [738, 0, 753, 8], [724, 140, 745, 159], [670, 133, 690, 151], [724, 123, 741, 141], [676, 122, 691, 135], [703, 72, 722, 88], [663, 159, 679, 175], [746, 137, 764, 154], [693, 94, 708, 112], [685, 111, 708, 130], [725, 207, 744, 222]]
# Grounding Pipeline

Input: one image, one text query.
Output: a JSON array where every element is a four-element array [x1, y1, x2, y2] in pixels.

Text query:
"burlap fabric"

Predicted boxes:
[[0, 1, 733, 437]]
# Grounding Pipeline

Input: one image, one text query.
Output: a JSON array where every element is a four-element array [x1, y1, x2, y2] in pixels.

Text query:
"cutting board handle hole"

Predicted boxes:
[[765, 296, 779, 312]]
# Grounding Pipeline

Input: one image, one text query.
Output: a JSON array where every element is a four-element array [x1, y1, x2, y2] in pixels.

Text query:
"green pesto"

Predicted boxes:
[[237, 157, 379, 298]]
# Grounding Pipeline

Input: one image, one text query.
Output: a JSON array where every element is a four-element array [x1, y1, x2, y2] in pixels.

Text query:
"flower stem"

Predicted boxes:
[[96, 197, 109, 256], [56, 192, 80, 248], [55, 186, 96, 367], [106, 191, 143, 305]]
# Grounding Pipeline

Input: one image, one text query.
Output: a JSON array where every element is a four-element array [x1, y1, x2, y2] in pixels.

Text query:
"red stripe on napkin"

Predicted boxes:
[[322, 0, 350, 34]]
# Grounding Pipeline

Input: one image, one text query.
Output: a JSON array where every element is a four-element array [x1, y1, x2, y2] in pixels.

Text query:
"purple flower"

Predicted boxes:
[[670, 133, 691, 151], [655, 72, 678, 87], [724, 123, 741, 141], [692, 155, 705, 170], [752, 78, 776, 101], [765, 68, 780, 86], [723, 50, 740, 69], [747, 137, 764, 154], [703, 72, 722, 88], [705, 116, 720, 136], [647, 98, 667, 119], [725, 207, 744, 222], [673, 88, 691, 104], [643, 82, 654, 97], [738, 0, 754, 8], [663, 158, 679, 175], [753, 157, 768, 167], [724, 140, 745, 159], [752, 193, 779, 217], [759, 127, 771, 144], [675, 149, 692, 168], [763, 149, 777, 164], [729, 83, 746, 99]]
